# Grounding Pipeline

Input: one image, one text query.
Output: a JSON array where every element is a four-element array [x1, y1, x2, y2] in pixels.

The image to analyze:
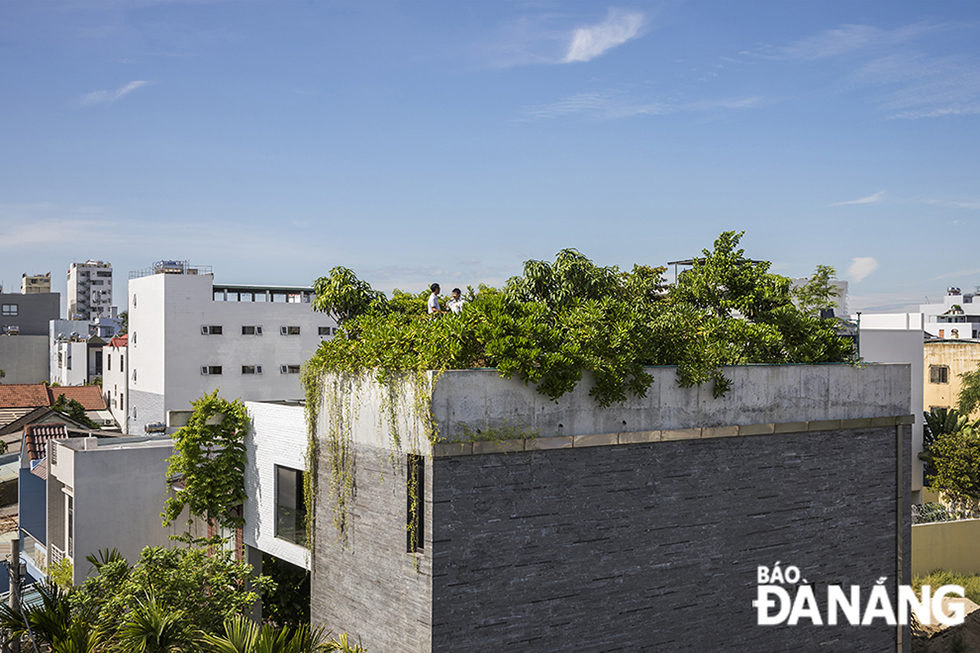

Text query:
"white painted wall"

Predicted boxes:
[[859, 313, 925, 495], [126, 271, 335, 434], [244, 400, 309, 570], [48, 436, 176, 585], [51, 340, 90, 386], [103, 341, 129, 433]]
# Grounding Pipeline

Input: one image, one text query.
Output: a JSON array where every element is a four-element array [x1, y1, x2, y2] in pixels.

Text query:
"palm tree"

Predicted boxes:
[[117, 593, 200, 653], [203, 615, 352, 653]]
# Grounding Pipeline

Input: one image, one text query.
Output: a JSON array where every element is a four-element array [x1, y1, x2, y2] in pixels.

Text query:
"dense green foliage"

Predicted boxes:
[[162, 391, 249, 531], [261, 554, 311, 628], [52, 392, 101, 430], [958, 363, 980, 417], [921, 408, 974, 485], [307, 231, 853, 406], [929, 425, 980, 501]]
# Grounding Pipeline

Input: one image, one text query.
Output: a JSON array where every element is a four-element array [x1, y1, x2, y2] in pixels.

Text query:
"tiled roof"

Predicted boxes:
[[0, 407, 35, 430], [108, 335, 128, 348], [30, 458, 47, 481], [0, 384, 51, 409], [23, 423, 68, 461], [48, 386, 106, 411]]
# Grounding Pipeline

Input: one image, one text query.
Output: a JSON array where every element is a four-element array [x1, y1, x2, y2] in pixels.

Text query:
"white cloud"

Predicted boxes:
[[847, 257, 879, 283], [564, 10, 644, 63], [520, 91, 765, 121], [830, 190, 885, 206], [77, 80, 150, 106]]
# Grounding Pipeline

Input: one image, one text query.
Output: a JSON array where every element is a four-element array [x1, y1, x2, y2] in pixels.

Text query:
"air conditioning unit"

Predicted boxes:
[[280, 365, 288, 374], [280, 326, 288, 335], [256, 326, 263, 335], [256, 365, 263, 374], [201, 366, 210, 375]]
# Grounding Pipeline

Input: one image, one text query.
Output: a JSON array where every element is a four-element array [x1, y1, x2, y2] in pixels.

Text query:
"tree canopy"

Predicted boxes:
[[307, 231, 853, 406]]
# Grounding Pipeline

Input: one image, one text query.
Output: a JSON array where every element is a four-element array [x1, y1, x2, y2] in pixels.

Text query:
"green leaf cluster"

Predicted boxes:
[[307, 231, 853, 406], [52, 392, 102, 430], [162, 391, 249, 531], [930, 425, 980, 501]]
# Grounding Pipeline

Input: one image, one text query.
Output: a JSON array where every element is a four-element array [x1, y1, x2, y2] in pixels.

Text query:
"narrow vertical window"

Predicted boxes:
[[407, 454, 424, 553], [67, 495, 74, 557]]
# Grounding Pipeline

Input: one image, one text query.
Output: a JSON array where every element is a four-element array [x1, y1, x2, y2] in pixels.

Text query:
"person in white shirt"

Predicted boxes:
[[447, 288, 465, 314], [428, 283, 442, 314]]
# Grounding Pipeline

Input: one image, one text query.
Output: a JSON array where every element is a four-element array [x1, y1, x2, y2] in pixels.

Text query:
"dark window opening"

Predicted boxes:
[[930, 365, 949, 384], [276, 466, 306, 546], [407, 454, 424, 553]]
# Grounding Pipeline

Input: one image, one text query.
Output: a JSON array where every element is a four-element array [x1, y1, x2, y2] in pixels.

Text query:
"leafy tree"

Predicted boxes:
[[119, 310, 129, 336], [52, 393, 101, 430], [958, 365, 980, 417], [930, 426, 980, 503], [311, 267, 387, 328], [921, 408, 974, 485], [71, 543, 271, 644], [0, 368, 5, 381], [261, 554, 310, 628], [162, 391, 249, 531], [308, 231, 852, 406], [794, 264, 842, 316]]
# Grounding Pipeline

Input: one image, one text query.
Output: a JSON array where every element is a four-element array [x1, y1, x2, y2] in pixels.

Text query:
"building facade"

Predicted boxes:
[[21, 272, 51, 294], [310, 365, 912, 653], [923, 339, 980, 418], [68, 260, 114, 322], [0, 291, 59, 336], [126, 261, 336, 434]]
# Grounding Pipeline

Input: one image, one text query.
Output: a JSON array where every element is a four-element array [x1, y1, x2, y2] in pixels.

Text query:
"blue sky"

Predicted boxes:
[[2, 1, 979, 313]]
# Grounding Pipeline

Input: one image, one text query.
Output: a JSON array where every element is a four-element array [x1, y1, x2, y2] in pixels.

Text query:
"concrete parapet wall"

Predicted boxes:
[[431, 363, 910, 440]]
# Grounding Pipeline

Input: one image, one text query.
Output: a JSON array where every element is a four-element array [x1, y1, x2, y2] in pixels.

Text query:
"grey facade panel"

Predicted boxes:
[[428, 427, 907, 652], [0, 292, 59, 336], [128, 389, 165, 435]]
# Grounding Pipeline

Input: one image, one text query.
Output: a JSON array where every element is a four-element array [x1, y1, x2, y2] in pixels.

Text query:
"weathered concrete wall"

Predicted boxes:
[[430, 426, 911, 652], [431, 364, 910, 440], [311, 443, 433, 653]]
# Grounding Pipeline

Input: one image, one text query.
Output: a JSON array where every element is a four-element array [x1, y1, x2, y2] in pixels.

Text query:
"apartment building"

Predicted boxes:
[[68, 260, 114, 322], [126, 260, 336, 434], [21, 272, 51, 294]]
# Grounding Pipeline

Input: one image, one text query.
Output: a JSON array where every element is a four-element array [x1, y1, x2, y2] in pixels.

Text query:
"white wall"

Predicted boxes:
[[49, 437, 176, 585], [857, 312, 925, 494], [103, 342, 128, 433], [244, 400, 309, 570], [127, 271, 335, 434]]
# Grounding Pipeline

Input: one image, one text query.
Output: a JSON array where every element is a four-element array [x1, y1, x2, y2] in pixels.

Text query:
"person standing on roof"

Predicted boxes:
[[428, 283, 443, 315]]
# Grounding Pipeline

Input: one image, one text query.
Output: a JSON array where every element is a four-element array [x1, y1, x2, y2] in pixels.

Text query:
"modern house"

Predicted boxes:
[[308, 364, 912, 652], [125, 260, 335, 434], [920, 286, 980, 339], [923, 338, 980, 418], [103, 335, 129, 433], [19, 427, 176, 586], [67, 260, 114, 323], [21, 272, 51, 295]]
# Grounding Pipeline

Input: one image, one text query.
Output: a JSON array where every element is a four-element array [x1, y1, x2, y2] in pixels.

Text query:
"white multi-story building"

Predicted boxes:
[[103, 335, 129, 433], [126, 260, 336, 434], [68, 260, 114, 322], [920, 286, 980, 339]]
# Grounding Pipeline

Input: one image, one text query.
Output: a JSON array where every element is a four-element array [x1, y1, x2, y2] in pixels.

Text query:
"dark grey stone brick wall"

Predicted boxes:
[[311, 443, 433, 653], [431, 427, 910, 652]]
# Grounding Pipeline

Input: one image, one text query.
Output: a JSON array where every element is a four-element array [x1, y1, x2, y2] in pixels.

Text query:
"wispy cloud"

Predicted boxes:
[[830, 190, 885, 207], [776, 22, 944, 61], [847, 257, 879, 283], [563, 10, 644, 63], [76, 80, 150, 107], [851, 53, 980, 120], [485, 8, 646, 68], [520, 91, 765, 121], [931, 268, 980, 282], [919, 197, 980, 210]]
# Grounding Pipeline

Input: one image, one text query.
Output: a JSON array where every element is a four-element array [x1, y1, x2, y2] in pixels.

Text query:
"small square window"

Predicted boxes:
[[242, 365, 262, 375], [201, 365, 222, 375], [930, 366, 949, 384], [318, 326, 332, 336], [281, 326, 301, 335], [242, 325, 263, 335], [1, 304, 18, 316]]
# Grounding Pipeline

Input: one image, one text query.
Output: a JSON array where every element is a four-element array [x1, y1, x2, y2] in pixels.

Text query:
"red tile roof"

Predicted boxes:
[[0, 384, 51, 409], [23, 423, 68, 461], [48, 386, 106, 411], [108, 335, 128, 348], [30, 458, 47, 481]]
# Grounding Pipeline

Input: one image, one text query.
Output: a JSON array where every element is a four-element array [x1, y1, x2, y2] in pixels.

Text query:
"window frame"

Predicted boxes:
[[274, 465, 306, 546]]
